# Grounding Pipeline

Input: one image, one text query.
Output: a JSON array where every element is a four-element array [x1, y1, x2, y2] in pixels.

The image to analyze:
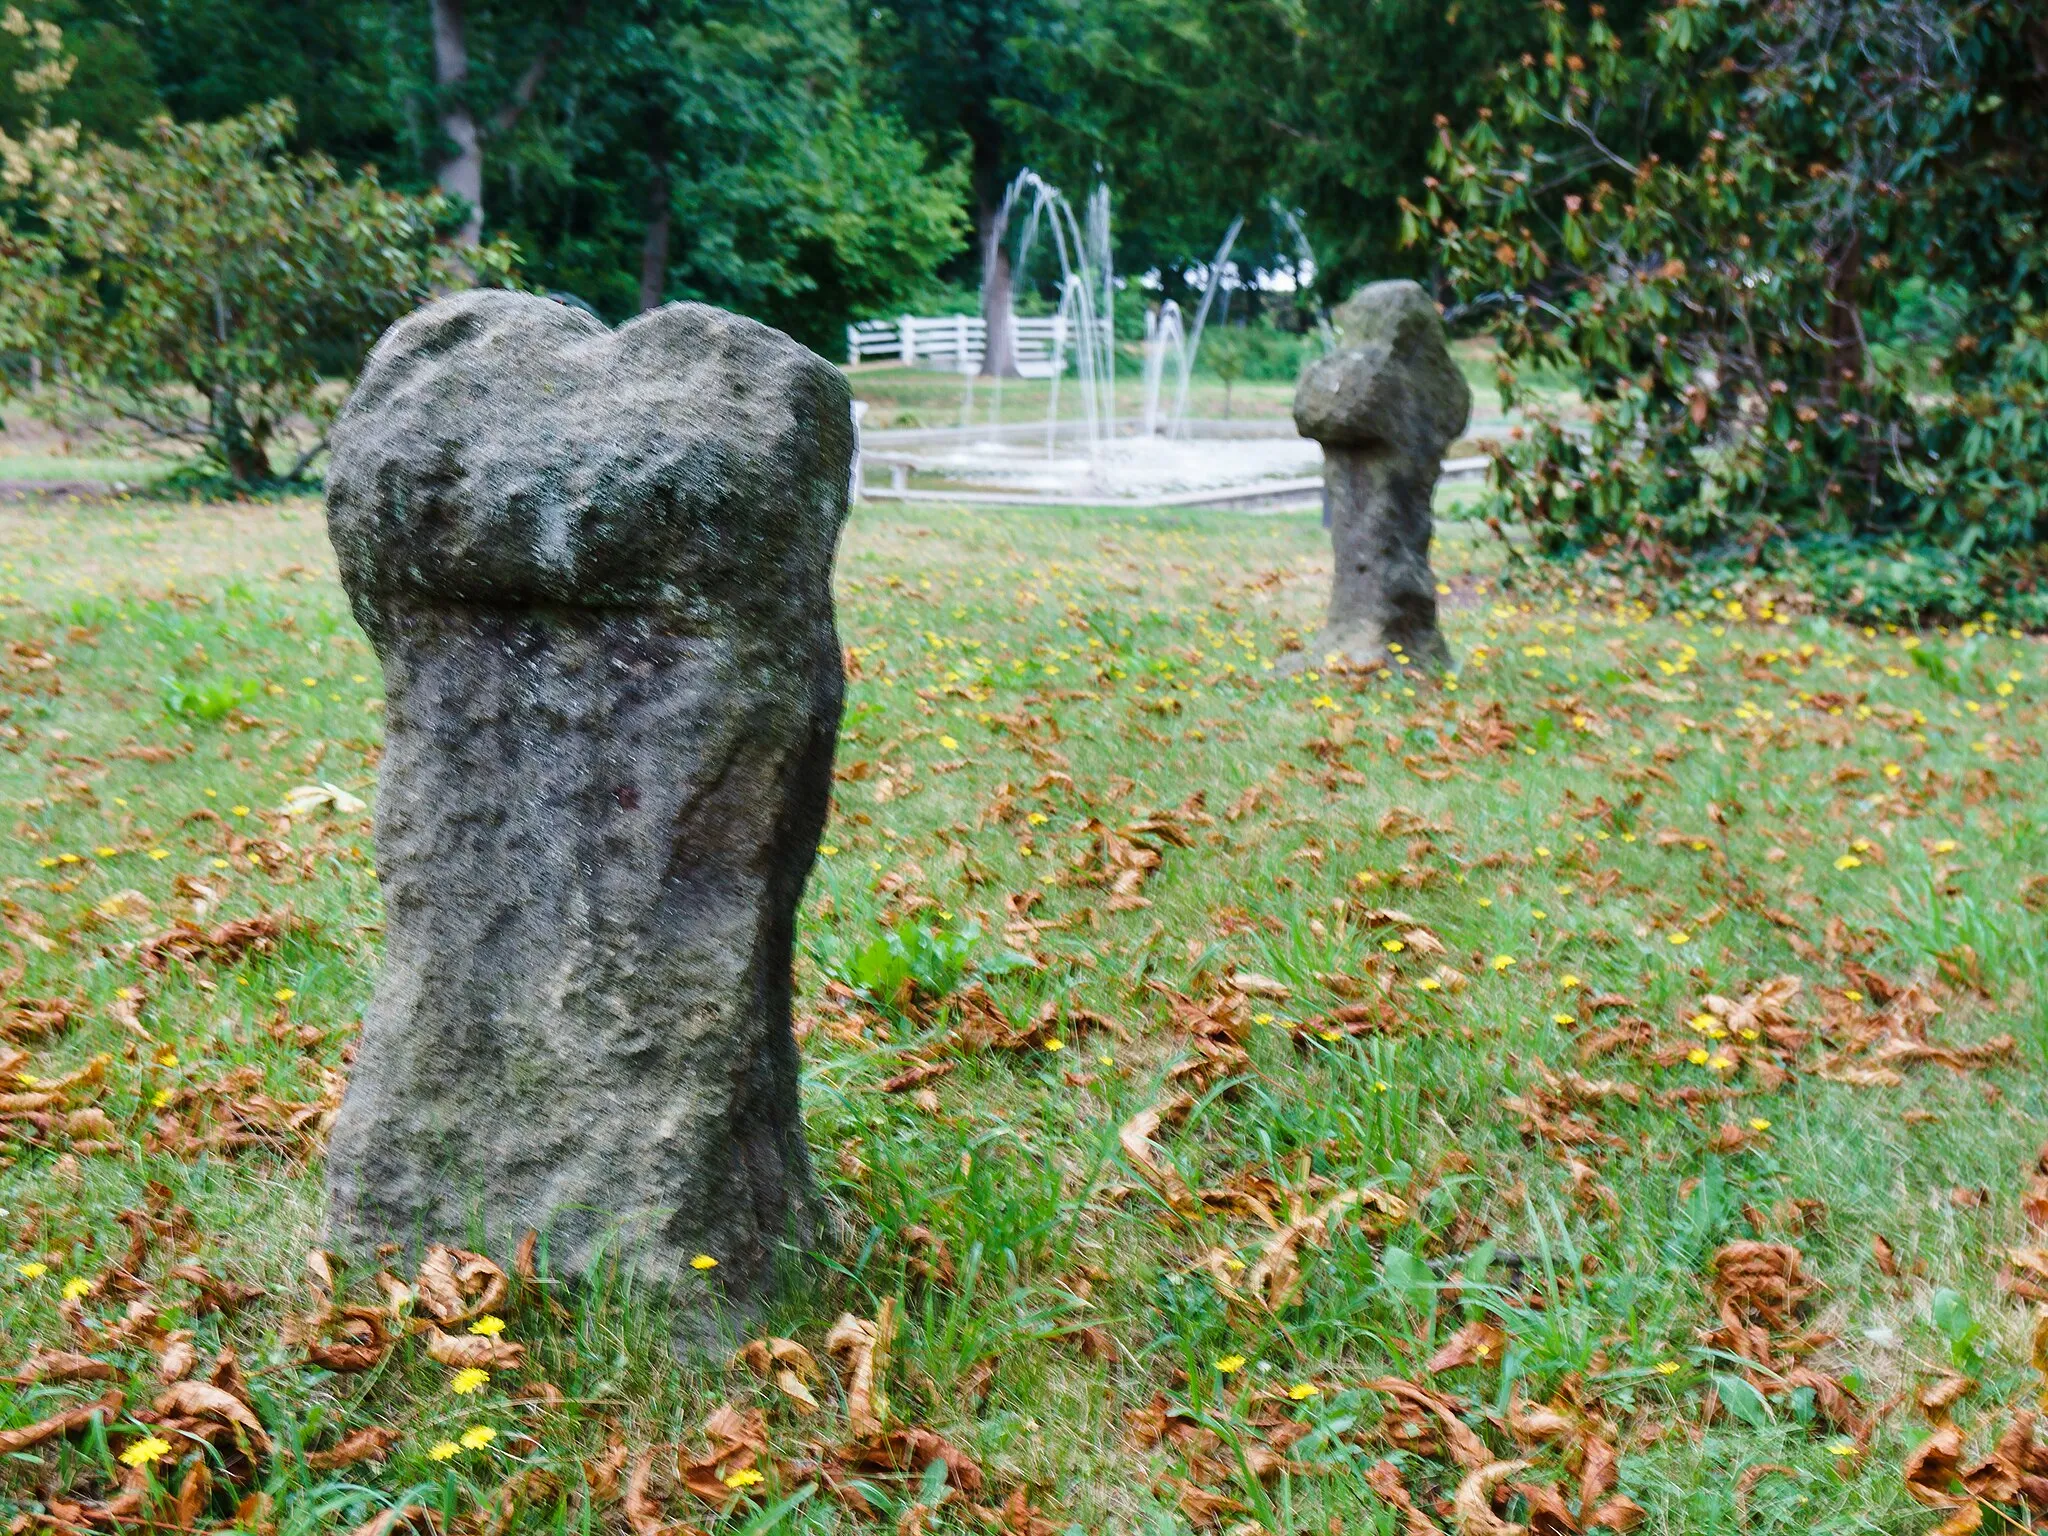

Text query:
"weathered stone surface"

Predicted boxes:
[[1290, 280, 1470, 671], [323, 290, 851, 1312]]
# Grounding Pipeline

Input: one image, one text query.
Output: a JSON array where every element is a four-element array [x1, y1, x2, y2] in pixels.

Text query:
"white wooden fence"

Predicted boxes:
[[845, 314, 1105, 377]]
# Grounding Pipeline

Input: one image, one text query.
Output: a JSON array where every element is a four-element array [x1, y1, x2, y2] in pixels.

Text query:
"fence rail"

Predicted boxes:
[[845, 314, 1107, 377]]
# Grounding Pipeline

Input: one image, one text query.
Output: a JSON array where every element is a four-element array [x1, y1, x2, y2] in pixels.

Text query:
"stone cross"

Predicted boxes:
[[1291, 280, 1470, 672], [323, 291, 851, 1312]]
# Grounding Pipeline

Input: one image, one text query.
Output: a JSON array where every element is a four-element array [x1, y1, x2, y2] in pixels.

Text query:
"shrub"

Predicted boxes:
[[1412, 0, 2048, 625], [0, 15, 507, 485]]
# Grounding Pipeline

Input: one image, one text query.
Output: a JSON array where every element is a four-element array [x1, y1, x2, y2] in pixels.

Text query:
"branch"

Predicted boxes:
[[487, 1, 590, 137]]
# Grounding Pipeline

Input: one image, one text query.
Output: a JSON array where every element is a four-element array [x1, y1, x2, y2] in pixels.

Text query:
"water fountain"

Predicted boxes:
[[857, 174, 1339, 511]]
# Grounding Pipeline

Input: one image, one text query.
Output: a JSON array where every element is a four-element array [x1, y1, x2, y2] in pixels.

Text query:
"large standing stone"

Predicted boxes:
[[1290, 280, 1470, 672], [323, 291, 851, 1312]]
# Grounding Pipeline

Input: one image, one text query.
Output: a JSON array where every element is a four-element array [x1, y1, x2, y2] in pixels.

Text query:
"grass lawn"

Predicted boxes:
[[2, 492, 2044, 1535]]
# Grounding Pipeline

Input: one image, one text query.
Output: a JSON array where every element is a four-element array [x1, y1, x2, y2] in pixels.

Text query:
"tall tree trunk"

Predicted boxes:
[[638, 158, 671, 313], [432, 0, 483, 247], [975, 147, 1020, 380]]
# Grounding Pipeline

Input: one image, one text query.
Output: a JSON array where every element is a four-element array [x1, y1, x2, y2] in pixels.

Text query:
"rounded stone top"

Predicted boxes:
[[326, 290, 853, 637], [1293, 279, 1472, 456]]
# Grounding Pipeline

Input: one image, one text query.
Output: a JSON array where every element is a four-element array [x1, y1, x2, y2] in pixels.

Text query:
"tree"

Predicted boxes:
[[857, 0, 1065, 375], [0, 40, 493, 483], [482, 0, 967, 348], [427, 0, 590, 246], [1012, 0, 1648, 309], [1419, 0, 2048, 623], [0, 0, 159, 141]]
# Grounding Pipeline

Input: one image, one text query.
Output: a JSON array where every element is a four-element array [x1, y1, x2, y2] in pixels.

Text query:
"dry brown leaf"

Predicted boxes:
[[1903, 1424, 1967, 1507], [825, 1300, 895, 1439], [415, 1244, 508, 1327], [735, 1337, 822, 1412], [1919, 1376, 1975, 1424], [306, 1426, 402, 1470], [624, 1446, 682, 1534], [173, 1460, 213, 1528], [1511, 1480, 1575, 1536], [1245, 1189, 1397, 1312], [347, 1504, 441, 1536], [155, 1379, 272, 1453], [1118, 1093, 1200, 1217], [1230, 971, 1293, 1000], [1426, 1320, 1508, 1375], [1452, 1459, 1531, 1536], [0, 1389, 121, 1454], [157, 1332, 197, 1383], [1583, 1495, 1645, 1532], [425, 1327, 526, 1370], [1366, 1459, 1448, 1535], [11, 1348, 117, 1384], [1367, 1377, 1494, 1470]]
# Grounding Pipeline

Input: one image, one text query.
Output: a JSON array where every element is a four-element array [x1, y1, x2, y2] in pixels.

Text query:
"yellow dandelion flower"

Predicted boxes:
[[147, 849, 169, 861], [1834, 854, 1862, 870], [61, 1276, 91, 1300], [1749, 1118, 1772, 1132], [468, 1315, 506, 1336], [449, 1367, 490, 1395], [1552, 1013, 1576, 1026], [1214, 1354, 1247, 1374], [1414, 977, 1441, 992], [1826, 1442, 1857, 1458], [1288, 1383, 1319, 1401], [818, 844, 839, 856], [1381, 938, 1405, 953], [724, 1467, 765, 1490], [1687, 1049, 1710, 1066], [1707, 1054, 1734, 1072], [428, 1440, 460, 1461], [1654, 1361, 1681, 1376], [458, 1425, 496, 1450], [274, 988, 296, 1002], [120, 1435, 174, 1468], [1558, 974, 1581, 989], [938, 735, 959, 750], [17, 1262, 48, 1279], [1667, 931, 1690, 945], [1044, 1038, 1064, 1052], [691, 1254, 718, 1270], [1491, 954, 1515, 971]]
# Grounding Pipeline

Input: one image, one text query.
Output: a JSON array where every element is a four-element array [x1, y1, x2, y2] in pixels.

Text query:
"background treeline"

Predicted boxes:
[[1, 0, 2043, 626], [0, 0, 1636, 343]]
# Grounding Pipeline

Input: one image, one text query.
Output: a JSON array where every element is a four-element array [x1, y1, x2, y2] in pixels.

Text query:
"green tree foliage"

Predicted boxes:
[[43, 0, 967, 346], [1420, 0, 2048, 623], [0, 0, 158, 140], [0, 35, 487, 484], [489, 0, 967, 350], [80, 0, 403, 162], [1016, 0, 1646, 302]]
